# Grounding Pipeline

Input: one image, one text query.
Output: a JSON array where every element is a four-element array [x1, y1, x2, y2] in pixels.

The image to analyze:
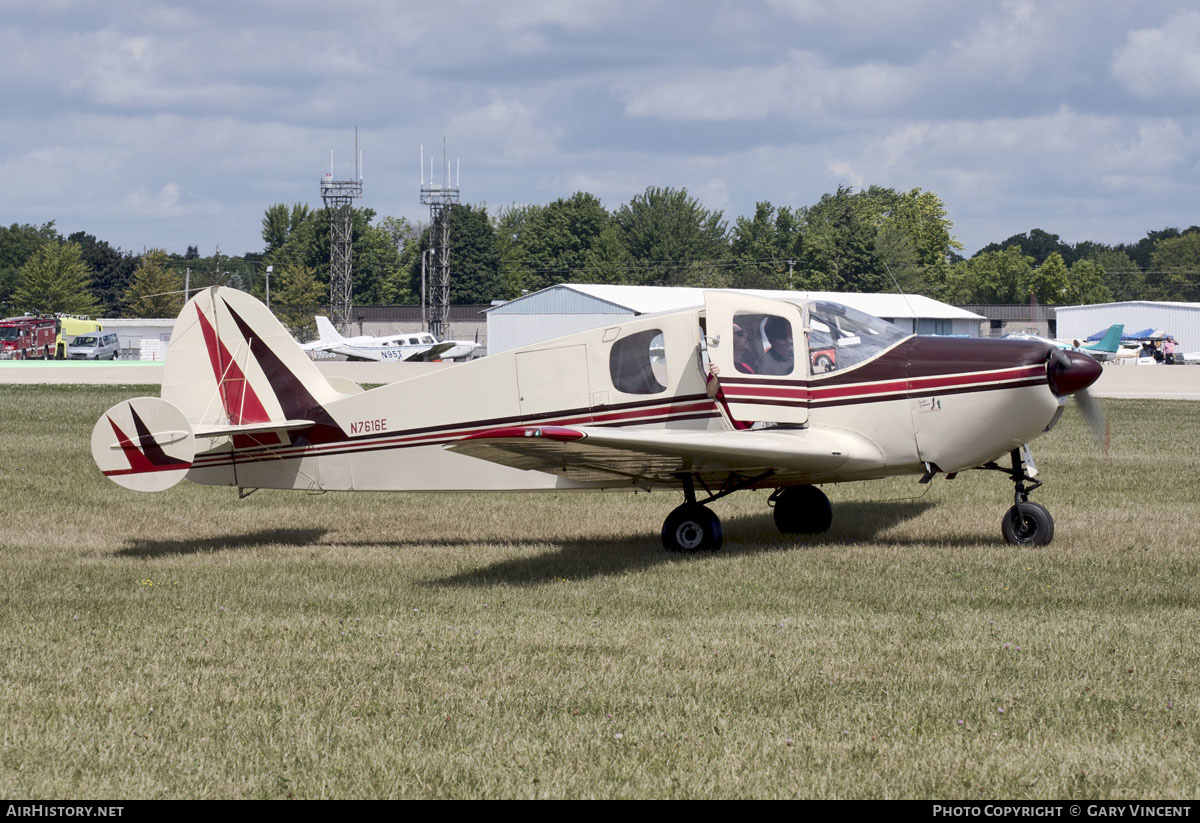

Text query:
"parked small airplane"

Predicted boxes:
[[301, 315, 481, 362], [1003, 324, 1124, 362], [91, 286, 1103, 550]]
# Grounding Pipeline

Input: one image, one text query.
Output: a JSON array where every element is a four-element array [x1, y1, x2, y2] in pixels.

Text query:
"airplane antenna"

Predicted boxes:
[[882, 261, 920, 336]]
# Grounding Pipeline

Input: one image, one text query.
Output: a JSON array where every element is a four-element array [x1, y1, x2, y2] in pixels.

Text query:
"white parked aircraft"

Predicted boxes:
[[301, 315, 480, 362], [91, 286, 1104, 550]]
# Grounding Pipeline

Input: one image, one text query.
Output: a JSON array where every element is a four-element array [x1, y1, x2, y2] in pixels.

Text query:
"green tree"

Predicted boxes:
[[614, 186, 729, 287], [941, 246, 1033, 304], [355, 221, 408, 305], [0, 222, 59, 311], [1026, 252, 1070, 304], [13, 242, 101, 316], [1062, 259, 1112, 305], [408, 204, 504, 304], [492, 203, 544, 295], [800, 187, 887, 292], [375, 216, 421, 304], [1083, 249, 1142, 301], [262, 203, 315, 257], [122, 250, 183, 317], [271, 264, 327, 341], [576, 222, 633, 285], [891, 188, 962, 267], [1147, 232, 1200, 300], [66, 232, 138, 316], [508, 192, 614, 293], [976, 228, 1075, 265], [729, 202, 803, 289]]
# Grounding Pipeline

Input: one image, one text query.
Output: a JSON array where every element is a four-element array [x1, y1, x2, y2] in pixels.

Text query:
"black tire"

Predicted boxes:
[[772, 485, 833, 534], [661, 504, 723, 553], [1001, 502, 1054, 546], [813, 354, 834, 373]]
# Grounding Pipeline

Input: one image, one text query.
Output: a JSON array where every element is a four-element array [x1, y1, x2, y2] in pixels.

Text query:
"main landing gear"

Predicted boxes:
[[661, 470, 773, 552], [660, 472, 834, 552], [980, 446, 1055, 546]]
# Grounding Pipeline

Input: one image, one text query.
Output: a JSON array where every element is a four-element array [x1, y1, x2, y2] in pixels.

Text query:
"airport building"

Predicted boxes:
[[485, 284, 984, 355], [1055, 301, 1200, 354]]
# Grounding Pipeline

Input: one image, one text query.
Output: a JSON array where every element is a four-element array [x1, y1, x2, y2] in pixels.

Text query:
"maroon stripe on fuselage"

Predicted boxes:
[[188, 336, 1054, 471]]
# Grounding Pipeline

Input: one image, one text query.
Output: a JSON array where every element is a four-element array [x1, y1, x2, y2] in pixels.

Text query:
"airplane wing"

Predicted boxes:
[[404, 342, 455, 362], [446, 424, 883, 487]]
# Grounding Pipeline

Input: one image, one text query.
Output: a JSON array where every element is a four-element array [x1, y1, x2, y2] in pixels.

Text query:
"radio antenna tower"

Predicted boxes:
[[320, 130, 364, 332], [420, 139, 460, 339]]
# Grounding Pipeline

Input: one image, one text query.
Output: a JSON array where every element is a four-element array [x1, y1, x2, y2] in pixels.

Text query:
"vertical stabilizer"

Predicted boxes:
[[1085, 324, 1124, 355], [162, 287, 344, 431], [315, 315, 346, 345]]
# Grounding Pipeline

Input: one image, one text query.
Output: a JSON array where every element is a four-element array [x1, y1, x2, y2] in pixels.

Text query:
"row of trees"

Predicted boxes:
[[4, 186, 1200, 327]]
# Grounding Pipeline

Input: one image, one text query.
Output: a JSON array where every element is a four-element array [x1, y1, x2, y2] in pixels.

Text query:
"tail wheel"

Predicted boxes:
[[1001, 502, 1054, 546], [661, 504, 723, 553], [771, 485, 833, 534]]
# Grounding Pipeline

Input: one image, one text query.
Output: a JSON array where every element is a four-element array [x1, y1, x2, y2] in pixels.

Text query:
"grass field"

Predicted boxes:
[[1, 385, 1197, 799]]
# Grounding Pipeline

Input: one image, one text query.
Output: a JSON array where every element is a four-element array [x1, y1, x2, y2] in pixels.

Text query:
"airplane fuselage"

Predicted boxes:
[[181, 303, 1069, 493]]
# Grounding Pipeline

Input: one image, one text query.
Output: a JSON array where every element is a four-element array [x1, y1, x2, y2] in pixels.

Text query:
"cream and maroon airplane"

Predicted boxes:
[[91, 286, 1103, 551]]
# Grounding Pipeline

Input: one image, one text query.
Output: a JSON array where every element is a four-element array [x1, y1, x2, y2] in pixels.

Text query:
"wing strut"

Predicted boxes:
[[678, 468, 776, 506]]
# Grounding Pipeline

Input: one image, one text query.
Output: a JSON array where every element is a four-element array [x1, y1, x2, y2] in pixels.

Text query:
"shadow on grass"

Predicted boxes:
[[115, 528, 328, 558], [420, 499, 946, 588]]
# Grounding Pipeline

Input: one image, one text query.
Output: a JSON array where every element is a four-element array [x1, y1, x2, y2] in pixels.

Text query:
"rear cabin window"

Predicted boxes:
[[609, 329, 667, 394]]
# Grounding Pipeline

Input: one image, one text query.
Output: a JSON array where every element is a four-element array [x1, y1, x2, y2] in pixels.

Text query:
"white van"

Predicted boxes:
[[67, 332, 120, 360]]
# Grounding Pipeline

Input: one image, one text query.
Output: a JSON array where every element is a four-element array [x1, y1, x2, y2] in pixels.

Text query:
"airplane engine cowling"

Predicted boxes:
[[1047, 349, 1103, 397]]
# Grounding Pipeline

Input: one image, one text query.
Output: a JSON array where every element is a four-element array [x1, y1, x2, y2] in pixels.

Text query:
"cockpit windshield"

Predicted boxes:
[[806, 301, 908, 374]]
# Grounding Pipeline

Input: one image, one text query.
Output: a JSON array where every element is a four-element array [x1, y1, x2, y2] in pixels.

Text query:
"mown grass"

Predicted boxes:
[[1, 385, 1197, 799]]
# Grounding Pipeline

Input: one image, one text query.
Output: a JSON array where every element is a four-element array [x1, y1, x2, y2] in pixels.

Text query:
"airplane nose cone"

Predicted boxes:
[[1047, 349, 1103, 396]]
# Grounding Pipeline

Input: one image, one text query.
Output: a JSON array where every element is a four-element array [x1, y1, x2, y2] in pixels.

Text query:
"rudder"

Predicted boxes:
[[162, 286, 343, 430]]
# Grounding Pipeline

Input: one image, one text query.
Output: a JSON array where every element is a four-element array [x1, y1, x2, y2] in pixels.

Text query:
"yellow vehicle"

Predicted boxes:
[[56, 315, 103, 359]]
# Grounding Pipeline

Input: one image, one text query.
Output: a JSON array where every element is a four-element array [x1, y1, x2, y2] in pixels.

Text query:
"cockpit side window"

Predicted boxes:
[[609, 329, 667, 394], [807, 301, 908, 375]]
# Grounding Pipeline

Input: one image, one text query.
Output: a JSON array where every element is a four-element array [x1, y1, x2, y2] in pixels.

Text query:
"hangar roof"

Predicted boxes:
[[1056, 301, 1200, 312], [489, 283, 983, 320]]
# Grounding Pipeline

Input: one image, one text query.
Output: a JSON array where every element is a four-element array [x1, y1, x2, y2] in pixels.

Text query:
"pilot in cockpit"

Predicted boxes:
[[757, 316, 794, 375]]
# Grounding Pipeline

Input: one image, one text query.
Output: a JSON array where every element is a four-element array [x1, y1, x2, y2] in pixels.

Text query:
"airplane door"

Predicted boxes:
[[515, 345, 592, 420], [704, 292, 808, 425]]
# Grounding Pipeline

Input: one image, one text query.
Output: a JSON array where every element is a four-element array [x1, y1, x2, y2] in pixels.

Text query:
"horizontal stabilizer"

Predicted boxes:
[[193, 419, 315, 439], [91, 397, 195, 492]]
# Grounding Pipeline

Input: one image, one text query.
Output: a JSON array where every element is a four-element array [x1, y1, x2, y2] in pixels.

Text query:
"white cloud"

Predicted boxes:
[[618, 49, 913, 123], [1112, 10, 1200, 98], [445, 98, 561, 164]]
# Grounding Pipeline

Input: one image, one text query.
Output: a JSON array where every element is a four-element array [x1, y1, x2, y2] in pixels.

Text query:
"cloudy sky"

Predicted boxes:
[[2, 0, 1198, 257]]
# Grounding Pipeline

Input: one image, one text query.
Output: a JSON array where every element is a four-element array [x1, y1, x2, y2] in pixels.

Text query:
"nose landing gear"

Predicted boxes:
[[981, 446, 1055, 546]]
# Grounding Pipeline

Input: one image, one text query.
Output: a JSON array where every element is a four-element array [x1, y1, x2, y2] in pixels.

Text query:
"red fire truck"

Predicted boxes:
[[0, 316, 59, 360]]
